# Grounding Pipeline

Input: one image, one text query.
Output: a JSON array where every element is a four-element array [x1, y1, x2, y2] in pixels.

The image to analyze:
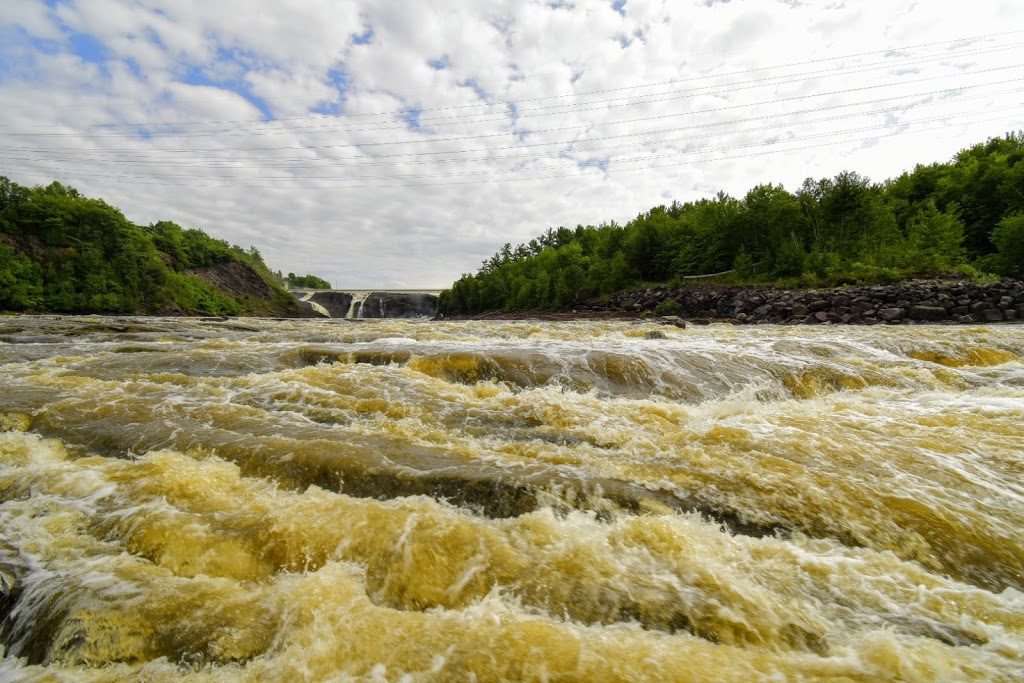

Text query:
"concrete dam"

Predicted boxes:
[[291, 289, 441, 319]]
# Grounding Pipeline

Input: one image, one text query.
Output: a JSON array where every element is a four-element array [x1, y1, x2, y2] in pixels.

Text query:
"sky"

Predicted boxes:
[[1, 0, 1023, 289]]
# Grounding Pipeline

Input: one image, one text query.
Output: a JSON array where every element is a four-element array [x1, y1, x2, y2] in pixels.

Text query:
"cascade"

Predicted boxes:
[[292, 289, 441, 318], [299, 292, 331, 317], [346, 291, 370, 319]]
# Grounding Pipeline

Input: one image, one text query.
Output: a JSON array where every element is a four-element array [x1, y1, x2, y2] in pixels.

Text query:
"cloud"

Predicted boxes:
[[1, 0, 1023, 288]]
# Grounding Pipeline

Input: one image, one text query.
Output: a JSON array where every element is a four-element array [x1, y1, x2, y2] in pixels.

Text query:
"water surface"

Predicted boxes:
[[1, 316, 1022, 682]]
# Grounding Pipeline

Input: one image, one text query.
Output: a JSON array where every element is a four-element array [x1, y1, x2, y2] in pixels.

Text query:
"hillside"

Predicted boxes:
[[439, 132, 1024, 315], [0, 177, 318, 317]]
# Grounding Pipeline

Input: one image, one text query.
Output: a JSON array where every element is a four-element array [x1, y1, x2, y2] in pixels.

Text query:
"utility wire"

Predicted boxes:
[[5, 29, 1020, 127], [9, 111, 1016, 188], [6, 43, 1021, 138], [4, 69, 1020, 156], [7, 81, 1019, 166], [5, 94, 1017, 172]]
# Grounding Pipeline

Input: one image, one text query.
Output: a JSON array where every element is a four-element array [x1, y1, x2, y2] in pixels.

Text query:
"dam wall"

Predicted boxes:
[[292, 289, 440, 319]]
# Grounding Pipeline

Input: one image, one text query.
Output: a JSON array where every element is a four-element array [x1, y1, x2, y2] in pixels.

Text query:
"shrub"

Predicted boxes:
[[654, 299, 683, 316]]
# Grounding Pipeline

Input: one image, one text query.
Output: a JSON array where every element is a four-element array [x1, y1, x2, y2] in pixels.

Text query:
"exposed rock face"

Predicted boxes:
[[296, 291, 353, 318], [293, 291, 439, 319], [186, 261, 321, 317], [576, 278, 1024, 325], [188, 261, 276, 299], [360, 293, 439, 319]]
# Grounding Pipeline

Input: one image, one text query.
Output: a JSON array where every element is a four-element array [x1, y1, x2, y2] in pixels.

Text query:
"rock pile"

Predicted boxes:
[[583, 278, 1024, 325]]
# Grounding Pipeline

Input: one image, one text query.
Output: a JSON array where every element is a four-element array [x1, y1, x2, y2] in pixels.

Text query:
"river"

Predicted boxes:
[[0, 316, 1022, 682]]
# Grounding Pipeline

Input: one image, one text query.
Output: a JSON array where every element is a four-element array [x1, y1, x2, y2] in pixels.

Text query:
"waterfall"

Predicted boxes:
[[299, 292, 331, 317], [346, 291, 370, 319]]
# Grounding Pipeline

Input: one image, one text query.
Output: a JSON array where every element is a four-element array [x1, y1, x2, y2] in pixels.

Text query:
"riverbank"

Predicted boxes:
[[445, 278, 1024, 325]]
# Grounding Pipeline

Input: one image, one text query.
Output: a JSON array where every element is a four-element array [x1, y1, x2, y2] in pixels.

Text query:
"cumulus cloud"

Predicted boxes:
[[1, 0, 1022, 287]]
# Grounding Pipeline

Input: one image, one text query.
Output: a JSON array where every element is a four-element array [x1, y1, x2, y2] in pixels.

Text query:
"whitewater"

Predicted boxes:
[[0, 316, 1022, 682]]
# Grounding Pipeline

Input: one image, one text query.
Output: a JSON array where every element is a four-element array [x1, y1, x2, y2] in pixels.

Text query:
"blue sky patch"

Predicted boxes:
[[69, 31, 109, 64], [458, 79, 488, 102], [353, 27, 374, 45], [310, 66, 349, 115], [428, 55, 450, 70], [400, 107, 422, 130], [612, 0, 627, 15], [578, 157, 611, 173], [179, 53, 274, 120], [123, 57, 143, 78]]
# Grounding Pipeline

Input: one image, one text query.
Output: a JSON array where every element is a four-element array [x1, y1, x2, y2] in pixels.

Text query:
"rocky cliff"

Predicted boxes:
[[187, 262, 321, 317]]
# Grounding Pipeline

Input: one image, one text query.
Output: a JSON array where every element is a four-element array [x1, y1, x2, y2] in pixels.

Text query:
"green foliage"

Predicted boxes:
[[165, 271, 244, 316], [439, 132, 1024, 315], [732, 247, 754, 280], [0, 241, 42, 309], [285, 273, 331, 288], [990, 213, 1024, 277], [0, 175, 292, 315], [773, 233, 807, 278], [905, 200, 967, 272], [653, 299, 682, 316]]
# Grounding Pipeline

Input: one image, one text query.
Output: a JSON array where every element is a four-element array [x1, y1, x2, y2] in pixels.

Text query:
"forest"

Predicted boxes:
[[0, 177, 321, 315], [439, 132, 1024, 315]]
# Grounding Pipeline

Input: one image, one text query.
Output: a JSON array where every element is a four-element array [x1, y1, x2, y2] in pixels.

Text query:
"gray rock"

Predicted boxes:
[[878, 308, 906, 321], [982, 309, 1004, 322], [808, 300, 830, 313], [970, 301, 992, 314], [657, 316, 687, 328], [908, 306, 947, 321]]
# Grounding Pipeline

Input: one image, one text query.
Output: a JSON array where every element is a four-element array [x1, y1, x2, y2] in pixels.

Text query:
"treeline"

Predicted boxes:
[[281, 272, 331, 289], [439, 132, 1024, 314], [0, 176, 301, 315]]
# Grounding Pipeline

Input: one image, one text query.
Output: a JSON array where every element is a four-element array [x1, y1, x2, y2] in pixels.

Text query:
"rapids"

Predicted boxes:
[[0, 316, 1022, 682]]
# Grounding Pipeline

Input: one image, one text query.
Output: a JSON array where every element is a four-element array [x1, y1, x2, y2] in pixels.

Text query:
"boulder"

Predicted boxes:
[[982, 309, 1004, 322], [878, 308, 906, 322], [907, 306, 947, 321]]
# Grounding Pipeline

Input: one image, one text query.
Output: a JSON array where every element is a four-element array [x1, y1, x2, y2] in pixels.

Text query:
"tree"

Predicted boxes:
[[905, 200, 966, 272], [991, 213, 1024, 277]]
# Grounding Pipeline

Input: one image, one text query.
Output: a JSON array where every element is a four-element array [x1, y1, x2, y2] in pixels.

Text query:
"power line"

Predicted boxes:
[[4, 68, 1020, 157], [8, 81, 1019, 167], [8, 111, 1017, 189], [5, 29, 1020, 128], [6, 43, 1021, 139], [6, 95, 1017, 173]]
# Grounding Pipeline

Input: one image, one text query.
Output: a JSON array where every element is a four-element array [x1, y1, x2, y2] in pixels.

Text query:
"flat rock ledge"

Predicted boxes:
[[576, 278, 1024, 325]]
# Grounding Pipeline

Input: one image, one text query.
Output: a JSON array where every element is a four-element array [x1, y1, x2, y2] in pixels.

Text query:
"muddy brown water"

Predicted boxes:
[[1, 316, 1022, 681]]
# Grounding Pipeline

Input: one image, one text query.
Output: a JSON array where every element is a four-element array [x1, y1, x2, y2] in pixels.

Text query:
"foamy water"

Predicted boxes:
[[1, 317, 1022, 682]]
